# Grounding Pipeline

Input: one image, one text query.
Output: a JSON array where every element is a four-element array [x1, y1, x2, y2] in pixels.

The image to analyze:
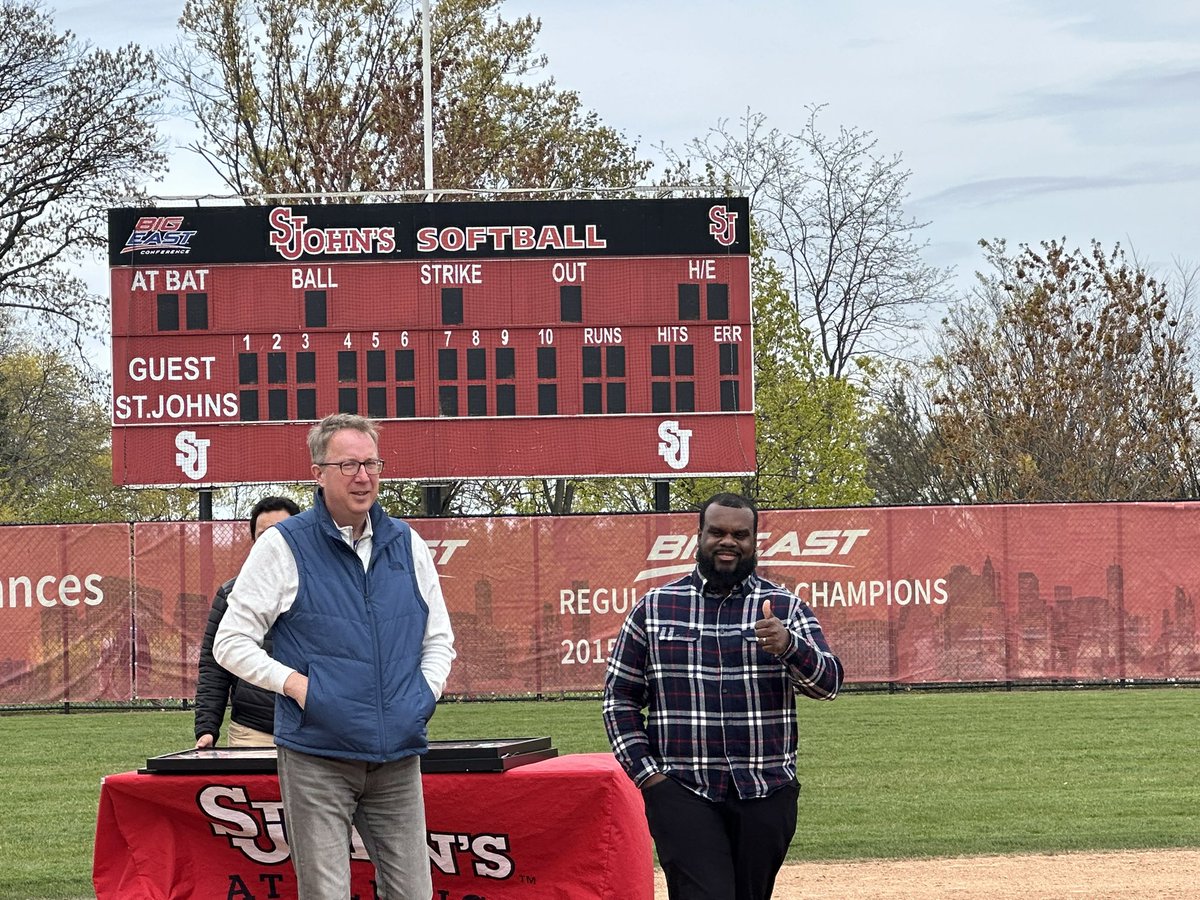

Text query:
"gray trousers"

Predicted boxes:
[[277, 746, 432, 900]]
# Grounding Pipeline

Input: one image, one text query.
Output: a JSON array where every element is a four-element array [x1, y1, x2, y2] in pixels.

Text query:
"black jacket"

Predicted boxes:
[[194, 577, 276, 741]]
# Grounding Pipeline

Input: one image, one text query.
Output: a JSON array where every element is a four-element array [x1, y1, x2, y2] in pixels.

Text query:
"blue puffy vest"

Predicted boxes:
[[270, 491, 435, 762]]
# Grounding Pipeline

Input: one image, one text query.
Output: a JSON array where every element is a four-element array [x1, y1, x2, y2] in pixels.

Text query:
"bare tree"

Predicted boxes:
[[665, 107, 950, 377], [0, 0, 165, 355]]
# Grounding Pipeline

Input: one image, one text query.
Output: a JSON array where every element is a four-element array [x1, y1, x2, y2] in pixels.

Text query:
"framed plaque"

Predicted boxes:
[[141, 747, 277, 774], [419, 748, 559, 773], [142, 738, 558, 774], [424, 736, 552, 760]]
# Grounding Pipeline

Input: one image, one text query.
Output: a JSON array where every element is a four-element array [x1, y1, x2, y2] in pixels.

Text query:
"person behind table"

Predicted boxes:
[[602, 492, 844, 900], [194, 495, 301, 749], [214, 413, 456, 899]]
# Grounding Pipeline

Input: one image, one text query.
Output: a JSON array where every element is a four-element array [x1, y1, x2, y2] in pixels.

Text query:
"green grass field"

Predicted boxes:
[[3, 687, 1198, 899]]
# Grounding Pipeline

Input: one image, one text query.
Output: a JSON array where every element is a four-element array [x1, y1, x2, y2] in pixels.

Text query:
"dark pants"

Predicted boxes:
[[642, 777, 800, 900]]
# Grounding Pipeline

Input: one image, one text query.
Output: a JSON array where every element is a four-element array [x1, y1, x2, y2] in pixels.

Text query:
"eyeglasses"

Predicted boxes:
[[316, 458, 385, 476]]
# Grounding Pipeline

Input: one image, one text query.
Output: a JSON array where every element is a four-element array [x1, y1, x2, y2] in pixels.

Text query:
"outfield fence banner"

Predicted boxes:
[[131, 521, 259, 701], [0, 524, 132, 705], [2, 501, 1199, 706]]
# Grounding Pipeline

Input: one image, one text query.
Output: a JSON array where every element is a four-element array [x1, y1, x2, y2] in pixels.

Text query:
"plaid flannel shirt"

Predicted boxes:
[[602, 569, 843, 801]]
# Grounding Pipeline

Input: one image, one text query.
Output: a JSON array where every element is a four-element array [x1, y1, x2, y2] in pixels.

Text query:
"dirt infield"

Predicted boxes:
[[653, 849, 1200, 898]]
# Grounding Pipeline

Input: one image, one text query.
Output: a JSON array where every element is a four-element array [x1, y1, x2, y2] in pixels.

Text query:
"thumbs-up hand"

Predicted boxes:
[[754, 598, 787, 656]]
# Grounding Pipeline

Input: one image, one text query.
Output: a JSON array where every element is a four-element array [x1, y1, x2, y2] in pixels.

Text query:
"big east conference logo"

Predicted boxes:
[[121, 215, 197, 255], [637, 528, 871, 582]]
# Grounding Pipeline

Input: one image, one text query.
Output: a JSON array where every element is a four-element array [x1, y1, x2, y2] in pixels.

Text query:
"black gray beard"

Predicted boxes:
[[697, 548, 756, 591]]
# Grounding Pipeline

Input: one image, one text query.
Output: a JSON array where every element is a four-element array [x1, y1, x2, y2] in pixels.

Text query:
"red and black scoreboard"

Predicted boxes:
[[108, 197, 754, 487]]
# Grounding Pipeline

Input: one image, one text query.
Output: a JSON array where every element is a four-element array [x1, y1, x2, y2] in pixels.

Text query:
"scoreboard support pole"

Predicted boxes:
[[422, 484, 445, 517], [653, 480, 670, 513], [198, 490, 213, 522]]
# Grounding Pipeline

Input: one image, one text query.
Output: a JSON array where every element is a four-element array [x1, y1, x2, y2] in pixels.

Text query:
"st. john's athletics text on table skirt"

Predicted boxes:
[[93, 752, 653, 900]]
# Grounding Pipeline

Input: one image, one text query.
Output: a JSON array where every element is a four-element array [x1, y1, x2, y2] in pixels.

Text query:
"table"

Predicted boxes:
[[93, 753, 653, 899]]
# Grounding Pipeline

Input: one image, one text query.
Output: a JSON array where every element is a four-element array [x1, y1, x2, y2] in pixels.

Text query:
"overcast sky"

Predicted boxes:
[[49, 0, 1200, 292]]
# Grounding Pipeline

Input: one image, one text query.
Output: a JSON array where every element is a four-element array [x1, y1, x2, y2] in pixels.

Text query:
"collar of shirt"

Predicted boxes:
[[692, 568, 757, 599], [337, 516, 374, 568]]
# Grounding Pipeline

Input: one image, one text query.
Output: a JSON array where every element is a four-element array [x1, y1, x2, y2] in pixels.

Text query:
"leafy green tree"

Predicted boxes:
[[168, 0, 650, 197], [670, 244, 873, 511], [863, 364, 955, 505], [0, 0, 164, 355], [0, 349, 193, 522], [926, 239, 1200, 502]]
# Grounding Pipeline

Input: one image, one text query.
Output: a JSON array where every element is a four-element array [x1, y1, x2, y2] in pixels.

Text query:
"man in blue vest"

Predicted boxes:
[[215, 413, 456, 899]]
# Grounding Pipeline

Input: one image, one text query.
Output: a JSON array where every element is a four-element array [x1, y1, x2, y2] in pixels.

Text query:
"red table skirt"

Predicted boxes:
[[94, 752, 653, 899]]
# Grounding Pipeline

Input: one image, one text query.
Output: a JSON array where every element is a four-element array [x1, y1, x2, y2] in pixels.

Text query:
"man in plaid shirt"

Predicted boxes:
[[603, 492, 843, 900]]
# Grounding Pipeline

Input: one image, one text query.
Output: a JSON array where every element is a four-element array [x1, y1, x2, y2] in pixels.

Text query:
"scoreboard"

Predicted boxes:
[[108, 198, 754, 487]]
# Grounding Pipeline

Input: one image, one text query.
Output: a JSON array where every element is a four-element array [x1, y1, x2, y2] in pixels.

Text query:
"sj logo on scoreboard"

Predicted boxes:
[[175, 430, 210, 481], [708, 204, 739, 247], [657, 420, 692, 470]]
